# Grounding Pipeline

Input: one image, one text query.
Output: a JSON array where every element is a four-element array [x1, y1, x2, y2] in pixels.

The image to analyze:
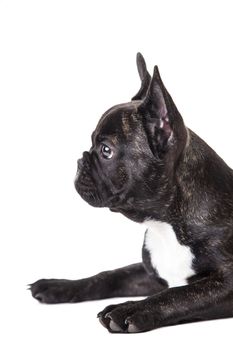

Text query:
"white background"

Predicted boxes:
[[1, 0, 233, 349]]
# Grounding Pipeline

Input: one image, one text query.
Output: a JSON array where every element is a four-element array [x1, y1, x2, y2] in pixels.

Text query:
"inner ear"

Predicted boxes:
[[149, 82, 168, 120], [140, 66, 173, 152], [149, 83, 172, 140]]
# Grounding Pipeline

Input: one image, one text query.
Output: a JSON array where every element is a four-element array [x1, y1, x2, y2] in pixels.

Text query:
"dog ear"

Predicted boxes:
[[131, 52, 151, 101], [139, 66, 173, 153]]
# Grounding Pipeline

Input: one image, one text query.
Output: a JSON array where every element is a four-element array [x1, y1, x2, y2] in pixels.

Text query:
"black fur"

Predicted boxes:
[[30, 53, 233, 333]]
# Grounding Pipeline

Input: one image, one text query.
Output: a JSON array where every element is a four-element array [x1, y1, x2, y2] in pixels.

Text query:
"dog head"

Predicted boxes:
[[74, 53, 188, 222]]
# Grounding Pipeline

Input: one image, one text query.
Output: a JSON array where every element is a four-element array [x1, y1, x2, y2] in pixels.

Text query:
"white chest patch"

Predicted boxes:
[[144, 220, 195, 288]]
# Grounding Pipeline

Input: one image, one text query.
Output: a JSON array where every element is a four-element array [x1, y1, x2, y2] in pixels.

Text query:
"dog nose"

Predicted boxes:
[[77, 158, 83, 170], [77, 152, 90, 170], [82, 151, 91, 161]]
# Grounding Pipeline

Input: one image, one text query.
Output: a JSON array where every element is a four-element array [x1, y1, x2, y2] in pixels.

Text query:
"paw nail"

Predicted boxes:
[[125, 317, 133, 325], [35, 293, 43, 302], [109, 320, 122, 332], [105, 312, 112, 319], [127, 323, 139, 333], [98, 317, 108, 329]]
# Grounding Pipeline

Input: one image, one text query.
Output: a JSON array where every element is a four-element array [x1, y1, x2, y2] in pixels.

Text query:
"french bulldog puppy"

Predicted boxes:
[[30, 53, 233, 333]]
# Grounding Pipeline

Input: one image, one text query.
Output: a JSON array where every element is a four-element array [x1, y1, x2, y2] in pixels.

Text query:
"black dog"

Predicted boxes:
[[30, 53, 233, 333]]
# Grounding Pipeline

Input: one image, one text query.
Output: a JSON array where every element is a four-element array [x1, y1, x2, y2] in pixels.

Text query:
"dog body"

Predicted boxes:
[[31, 54, 233, 333]]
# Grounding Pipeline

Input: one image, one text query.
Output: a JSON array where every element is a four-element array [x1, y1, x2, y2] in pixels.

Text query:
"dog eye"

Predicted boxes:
[[101, 144, 113, 159]]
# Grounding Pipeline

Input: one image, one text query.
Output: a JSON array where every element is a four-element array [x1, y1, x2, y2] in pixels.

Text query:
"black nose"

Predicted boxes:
[[77, 158, 83, 170], [82, 151, 91, 161], [77, 152, 90, 170]]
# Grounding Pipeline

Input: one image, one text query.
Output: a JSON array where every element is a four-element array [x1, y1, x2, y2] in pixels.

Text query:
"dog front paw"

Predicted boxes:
[[97, 300, 157, 333], [29, 279, 76, 304]]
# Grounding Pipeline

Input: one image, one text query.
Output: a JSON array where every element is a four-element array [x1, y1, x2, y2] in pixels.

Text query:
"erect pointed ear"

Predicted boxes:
[[131, 53, 151, 101], [139, 66, 173, 153]]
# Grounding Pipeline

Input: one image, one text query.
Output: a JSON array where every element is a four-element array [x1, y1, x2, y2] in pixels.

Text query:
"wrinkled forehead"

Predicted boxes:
[[94, 101, 141, 143]]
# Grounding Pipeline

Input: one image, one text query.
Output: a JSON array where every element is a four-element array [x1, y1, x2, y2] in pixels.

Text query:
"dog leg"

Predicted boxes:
[[98, 272, 233, 333], [30, 263, 166, 304]]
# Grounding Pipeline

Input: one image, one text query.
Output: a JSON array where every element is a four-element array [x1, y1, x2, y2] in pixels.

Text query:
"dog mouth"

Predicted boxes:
[[74, 176, 103, 207], [74, 153, 127, 209], [74, 153, 105, 207]]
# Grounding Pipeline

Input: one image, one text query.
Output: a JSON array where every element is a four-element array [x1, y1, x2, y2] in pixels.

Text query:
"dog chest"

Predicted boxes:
[[144, 221, 195, 288]]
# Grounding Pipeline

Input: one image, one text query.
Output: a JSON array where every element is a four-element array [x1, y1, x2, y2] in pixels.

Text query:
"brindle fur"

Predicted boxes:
[[30, 53, 233, 333]]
